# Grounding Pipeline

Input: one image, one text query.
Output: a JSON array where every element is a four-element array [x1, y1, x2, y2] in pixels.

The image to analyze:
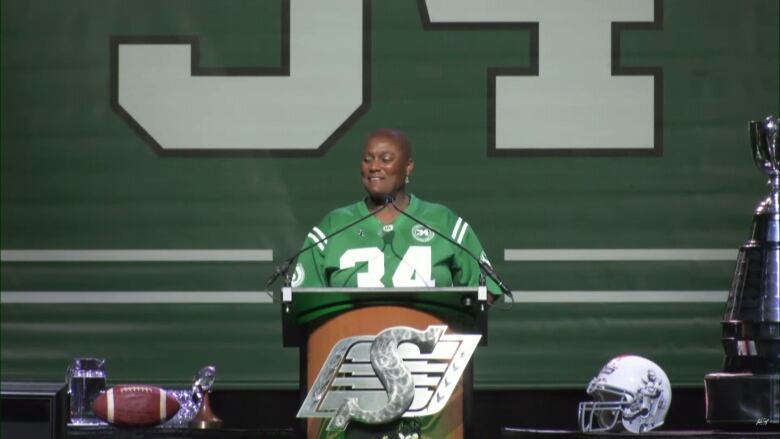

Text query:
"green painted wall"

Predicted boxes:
[[2, 0, 778, 389]]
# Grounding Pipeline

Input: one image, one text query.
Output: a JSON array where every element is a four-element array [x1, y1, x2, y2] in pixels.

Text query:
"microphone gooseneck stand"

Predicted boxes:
[[266, 193, 513, 305], [264, 201, 391, 289], [386, 195, 514, 302]]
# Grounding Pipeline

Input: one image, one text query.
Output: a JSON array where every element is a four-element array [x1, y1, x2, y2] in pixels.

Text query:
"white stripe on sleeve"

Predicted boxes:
[[311, 227, 328, 244], [451, 217, 463, 240], [307, 233, 325, 251], [457, 222, 469, 245]]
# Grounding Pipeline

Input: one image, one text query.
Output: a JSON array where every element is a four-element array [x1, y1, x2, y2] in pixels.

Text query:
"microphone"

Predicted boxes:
[[388, 198, 513, 300], [264, 202, 391, 289], [383, 192, 397, 205]]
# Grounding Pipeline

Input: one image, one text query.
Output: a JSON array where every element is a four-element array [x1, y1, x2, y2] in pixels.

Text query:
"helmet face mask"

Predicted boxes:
[[578, 355, 672, 434], [578, 400, 623, 432], [578, 384, 631, 432]]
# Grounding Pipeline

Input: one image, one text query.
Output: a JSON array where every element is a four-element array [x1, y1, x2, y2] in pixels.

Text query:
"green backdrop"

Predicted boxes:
[[2, 0, 778, 390]]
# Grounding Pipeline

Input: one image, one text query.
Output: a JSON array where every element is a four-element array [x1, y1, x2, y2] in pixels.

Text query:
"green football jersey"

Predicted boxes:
[[292, 195, 501, 295]]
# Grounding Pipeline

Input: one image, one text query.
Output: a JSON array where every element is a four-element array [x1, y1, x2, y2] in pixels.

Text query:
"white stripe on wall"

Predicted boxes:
[[0, 291, 274, 304], [0, 290, 725, 304], [510, 290, 727, 303], [0, 249, 274, 262], [504, 249, 737, 261]]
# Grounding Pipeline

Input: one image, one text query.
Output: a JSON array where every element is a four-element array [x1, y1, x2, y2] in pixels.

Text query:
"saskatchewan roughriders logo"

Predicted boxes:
[[290, 263, 305, 288], [298, 325, 480, 431], [411, 224, 434, 243]]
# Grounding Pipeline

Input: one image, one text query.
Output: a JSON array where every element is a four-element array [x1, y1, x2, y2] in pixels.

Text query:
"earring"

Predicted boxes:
[[405, 176, 410, 184]]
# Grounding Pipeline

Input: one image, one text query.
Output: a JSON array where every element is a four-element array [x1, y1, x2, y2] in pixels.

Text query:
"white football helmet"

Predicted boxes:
[[578, 355, 672, 434]]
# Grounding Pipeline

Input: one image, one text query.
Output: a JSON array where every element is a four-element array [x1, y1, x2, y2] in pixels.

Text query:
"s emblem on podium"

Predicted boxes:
[[297, 325, 481, 431]]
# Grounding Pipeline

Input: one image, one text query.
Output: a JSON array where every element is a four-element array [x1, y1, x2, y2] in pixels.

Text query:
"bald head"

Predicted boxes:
[[366, 128, 412, 161], [360, 128, 415, 202]]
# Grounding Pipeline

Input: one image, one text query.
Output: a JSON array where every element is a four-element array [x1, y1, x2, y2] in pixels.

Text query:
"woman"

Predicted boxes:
[[294, 128, 500, 438], [292, 128, 501, 299]]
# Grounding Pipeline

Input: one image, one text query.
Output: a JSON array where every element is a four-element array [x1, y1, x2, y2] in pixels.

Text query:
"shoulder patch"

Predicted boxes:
[[291, 262, 305, 287]]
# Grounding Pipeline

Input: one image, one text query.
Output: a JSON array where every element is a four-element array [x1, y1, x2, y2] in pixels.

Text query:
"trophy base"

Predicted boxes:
[[189, 418, 223, 429], [188, 391, 223, 430], [704, 372, 779, 425]]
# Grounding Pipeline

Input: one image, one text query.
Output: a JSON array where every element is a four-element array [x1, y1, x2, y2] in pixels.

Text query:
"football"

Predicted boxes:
[[92, 384, 180, 427]]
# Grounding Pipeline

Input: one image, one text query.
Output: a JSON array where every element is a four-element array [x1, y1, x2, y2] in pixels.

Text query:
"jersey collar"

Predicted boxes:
[[359, 193, 420, 222]]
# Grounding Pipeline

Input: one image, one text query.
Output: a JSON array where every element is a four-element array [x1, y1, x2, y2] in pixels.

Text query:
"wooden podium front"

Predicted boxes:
[[306, 306, 464, 438], [281, 287, 487, 439]]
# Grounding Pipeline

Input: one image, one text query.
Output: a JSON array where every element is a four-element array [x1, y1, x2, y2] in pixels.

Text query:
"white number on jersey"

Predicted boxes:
[[339, 247, 385, 287], [392, 246, 435, 287], [340, 246, 435, 288]]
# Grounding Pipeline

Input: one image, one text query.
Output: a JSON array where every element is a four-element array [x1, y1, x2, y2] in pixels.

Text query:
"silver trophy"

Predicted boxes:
[[704, 116, 780, 426], [192, 365, 216, 405], [189, 366, 223, 429]]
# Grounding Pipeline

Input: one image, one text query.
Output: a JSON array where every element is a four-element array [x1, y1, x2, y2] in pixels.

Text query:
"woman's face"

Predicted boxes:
[[360, 135, 413, 200]]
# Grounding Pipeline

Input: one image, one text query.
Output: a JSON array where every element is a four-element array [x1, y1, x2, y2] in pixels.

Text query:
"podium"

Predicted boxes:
[[281, 287, 489, 438]]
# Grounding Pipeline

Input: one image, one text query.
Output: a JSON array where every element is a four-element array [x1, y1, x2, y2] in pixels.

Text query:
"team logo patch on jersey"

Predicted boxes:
[[411, 224, 435, 243], [291, 262, 305, 287], [298, 325, 481, 431], [479, 251, 492, 267]]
